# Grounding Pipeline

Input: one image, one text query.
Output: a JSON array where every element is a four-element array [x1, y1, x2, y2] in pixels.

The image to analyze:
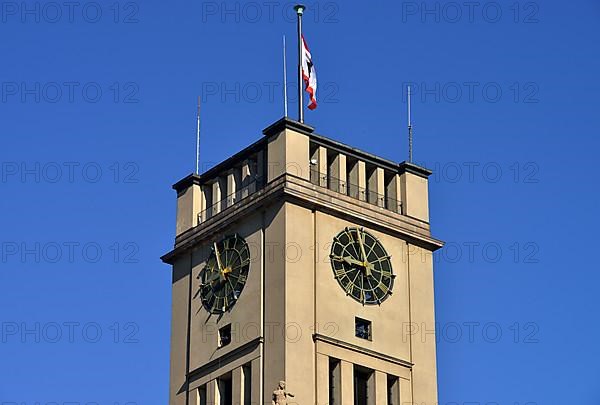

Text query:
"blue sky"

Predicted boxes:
[[1, 0, 599, 403]]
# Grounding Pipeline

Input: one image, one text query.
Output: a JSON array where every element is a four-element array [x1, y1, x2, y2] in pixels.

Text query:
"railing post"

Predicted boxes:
[[368, 167, 385, 207], [310, 145, 328, 187], [386, 173, 402, 214], [329, 152, 347, 194], [211, 179, 223, 215], [227, 169, 241, 207]]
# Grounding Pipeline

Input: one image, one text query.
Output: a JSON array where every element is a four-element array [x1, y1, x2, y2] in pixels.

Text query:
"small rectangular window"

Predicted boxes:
[[219, 324, 232, 347], [355, 317, 372, 340]]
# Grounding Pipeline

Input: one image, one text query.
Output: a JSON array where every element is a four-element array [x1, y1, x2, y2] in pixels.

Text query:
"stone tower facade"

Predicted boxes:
[[161, 118, 444, 405]]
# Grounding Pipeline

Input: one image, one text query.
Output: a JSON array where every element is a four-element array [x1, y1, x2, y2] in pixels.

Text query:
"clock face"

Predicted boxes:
[[198, 234, 250, 314], [330, 227, 395, 305]]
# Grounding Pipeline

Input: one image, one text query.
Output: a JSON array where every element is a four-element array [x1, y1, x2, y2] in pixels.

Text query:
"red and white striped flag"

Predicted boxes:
[[301, 35, 317, 110]]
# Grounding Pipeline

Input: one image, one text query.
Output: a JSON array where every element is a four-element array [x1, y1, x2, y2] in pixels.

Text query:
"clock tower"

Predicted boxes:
[[161, 118, 444, 405]]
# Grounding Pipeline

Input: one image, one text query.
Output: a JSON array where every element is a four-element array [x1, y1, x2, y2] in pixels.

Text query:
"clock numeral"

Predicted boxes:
[[344, 282, 354, 296], [380, 268, 392, 278], [213, 297, 223, 312], [333, 268, 346, 279], [223, 295, 229, 310]]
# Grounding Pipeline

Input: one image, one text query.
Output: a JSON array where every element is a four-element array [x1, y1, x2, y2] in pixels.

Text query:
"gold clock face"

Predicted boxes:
[[198, 234, 250, 314], [330, 227, 395, 305]]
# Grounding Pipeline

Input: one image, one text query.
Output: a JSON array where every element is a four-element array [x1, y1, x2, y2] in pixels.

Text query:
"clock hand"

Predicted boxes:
[[355, 228, 372, 277], [207, 270, 221, 283], [213, 242, 226, 282], [331, 255, 374, 278], [213, 242, 224, 270], [353, 228, 367, 261], [330, 255, 364, 268]]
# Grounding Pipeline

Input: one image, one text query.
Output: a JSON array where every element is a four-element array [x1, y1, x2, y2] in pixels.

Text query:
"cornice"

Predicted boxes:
[[161, 174, 444, 264], [313, 333, 413, 369]]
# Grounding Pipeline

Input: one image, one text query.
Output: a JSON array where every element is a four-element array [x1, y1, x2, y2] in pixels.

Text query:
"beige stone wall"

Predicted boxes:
[[408, 246, 438, 405], [267, 128, 310, 182], [169, 200, 438, 405], [169, 256, 192, 405], [176, 184, 202, 235], [189, 210, 265, 372], [401, 172, 429, 222], [281, 202, 316, 405], [167, 123, 440, 405], [262, 201, 287, 403], [314, 211, 412, 362]]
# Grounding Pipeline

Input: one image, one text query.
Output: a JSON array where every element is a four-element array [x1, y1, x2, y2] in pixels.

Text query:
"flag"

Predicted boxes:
[[301, 35, 317, 110]]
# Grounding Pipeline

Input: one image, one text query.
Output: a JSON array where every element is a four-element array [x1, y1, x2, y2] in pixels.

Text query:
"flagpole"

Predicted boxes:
[[408, 86, 413, 163], [283, 35, 288, 117], [294, 4, 305, 123], [196, 96, 201, 174]]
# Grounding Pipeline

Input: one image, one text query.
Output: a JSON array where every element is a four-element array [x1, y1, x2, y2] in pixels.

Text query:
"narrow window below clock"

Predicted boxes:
[[355, 317, 372, 340], [219, 324, 232, 347]]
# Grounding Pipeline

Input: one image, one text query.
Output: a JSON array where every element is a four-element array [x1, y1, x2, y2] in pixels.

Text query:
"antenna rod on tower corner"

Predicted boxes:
[[196, 96, 201, 175], [408, 86, 412, 163], [283, 35, 288, 118]]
